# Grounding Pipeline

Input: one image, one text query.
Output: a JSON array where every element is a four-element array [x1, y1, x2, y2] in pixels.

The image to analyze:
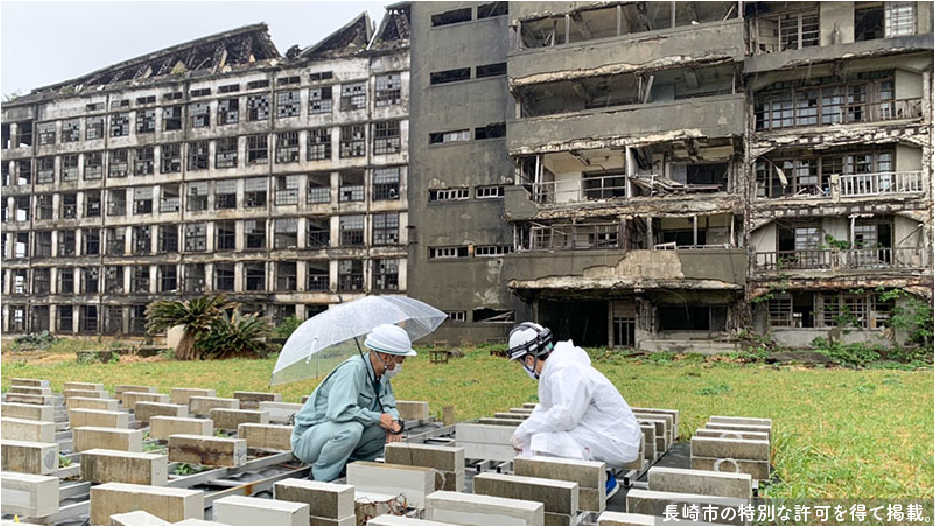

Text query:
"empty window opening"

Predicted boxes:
[[245, 219, 267, 249], [247, 134, 269, 165], [307, 174, 331, 204], [276, 262, 297, 290], [245, 262, 266, 290], [163, 106, 183, 131], [189, 141, 209, 170], [430, 68, 471, 85], [307, 260, 330, 290], [85, 153, 104, 180], [307, 217, 331, 248], [160, 185, 180, 213], [219, 98, 240, 125], [133, 226, 152, 254], [475, 122, 505, 140], [373, 168, 400, 200], [274, 218, 299, 248], [162, 143, 182, 173], [373, 259, 400, 291], [215, 263, 235, 291], [340, 215, 365, 247], [308, 128, 332, 161], [215, 181, 237, 210], [476, 63, 507, 78], [136, 110, 156, 134], [338, 260, 364, 291], [431, 7, 472, 27], [216, 137, 238, 168], [478, 2, 507, 19], [245, 177, 267, 207], [135, 147, 155, 176], [429, 246, 470, 259], [215, 220, 236, 251], [191, 102, 211, 128], [373, 121, 401, 155]]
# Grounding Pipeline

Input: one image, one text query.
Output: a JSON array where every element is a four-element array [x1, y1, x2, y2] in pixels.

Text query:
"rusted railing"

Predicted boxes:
[[839, 171, 923, 197], [755, 246, 925, 271]]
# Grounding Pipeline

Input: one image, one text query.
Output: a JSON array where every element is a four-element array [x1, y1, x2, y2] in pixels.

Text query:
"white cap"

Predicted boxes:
[[364, 324, 417, 357]]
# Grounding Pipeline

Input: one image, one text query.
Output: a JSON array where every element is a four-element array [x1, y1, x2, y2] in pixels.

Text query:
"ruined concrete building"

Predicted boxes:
[[3, 2, 932, 350]]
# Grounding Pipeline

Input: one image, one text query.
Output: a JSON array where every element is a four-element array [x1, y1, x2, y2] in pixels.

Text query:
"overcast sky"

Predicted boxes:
[[1, 1, 392, 95]]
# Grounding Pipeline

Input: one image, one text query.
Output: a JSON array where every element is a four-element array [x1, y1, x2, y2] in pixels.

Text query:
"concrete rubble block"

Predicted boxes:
[[630, 408, 680, 439], [709, 416, 771, 429], [5, 393, 57, 406], [638, 424, 656, 460], [90, 482, 203, 525], [259, 401, 303, 423], [648, 467, 752, 500], [65, 389, 109, 402], [80, 449, 169, 485], [0, 471, 59, 518], [690, 437, 770, 462], [384, 442, 465, 472], [455, 423, 517, 462], [621, 433, 645, 472], [0, 417, 56, 443], [513, 455, 605, 490], [114, 385, 158, 395], [209, 408, 269, 430], [109, 511, 170, 526], [188, 396, 239, 416], [120, 392, 169, 410], [238, 422, 294, 450], [690, 456, 770, 481], [396, 400, 430, 421], [632, 415, 671, 448], [631, 412, 674, 443], [704, 423, 771, 441], [493, 413, 527, 420], [232, 391, 282, 409], [598, 511, 721, 526], [2, 402, 53, 422], [636, 420, 666, 453], [437, 470, 466, 492], [347, 462, 435, 508], [10, 378, 51, 388], [9, 386, 53, 396], [473, 472, 579, 515], [69, 408, 130, 429], [73, 427, 143, 452], [625, 489, 748, 526], [578, 489, 605, 514], [64, 381, 106, 392], [0, 440, 58, 475], [477, 418, 521, 427], [425, 490, 544, 526], [543, 513, 575, 526], [693, 429, 769, 442], [274, 478, 355, 519], [68, 397, 120, 411], [368, 515, 462, 526], [149, 416, 213, 441], [355, 492, 401, 526], [168, 434, 247, 467], [134, 402, 189, 423], [214, 495, 309, 526], [169, 388, 217, 406]]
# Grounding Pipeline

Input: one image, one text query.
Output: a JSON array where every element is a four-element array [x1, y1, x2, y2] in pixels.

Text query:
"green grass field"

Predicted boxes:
[[2, 346, 931, 499]]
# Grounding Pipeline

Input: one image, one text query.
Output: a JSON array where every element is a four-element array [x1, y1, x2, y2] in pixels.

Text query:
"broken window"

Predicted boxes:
[[111, 112, 130, 137], [130, 266, 150, 293], [376, 74, 401, 106], [310, 71, 333, 81], [36, 157, 54, 184], [430, 68, 471, 85], [107, 189, 127, 216], [247, 79, 270, 89], [247, 94, 270, 121], [247, 134, 269, 165], [134, 147, 155, 176], [190, 87, 211, 98], [112, 99, 129, 109], [160, 184, 180, 213], [473, 309, 514, 323], [429, 246, 470, 259], [373, 259, 399, 291], [373, 213, 400, 247], [105, 228, 126, 256], [215, 263, 235, 291], [337, 260, 364, 291], [37, 122, 56, 145], [219, 84, 240, 94], [277, 91, 301, 118], [306, 260, 330, 290], [215, 220, 236, 251], [57, 305, 74, 331], [245, 219, 267, 249], [81, 267, 100, 294], [36, 194, 53, 220], [855, 2, 885, 41], [188, 141, 209, 170], [885, 2, 916, 36], [102, 306, 122, 334], [245, 177, 267, 207], [62, 119, 80, 142], [80, 306, 99, 333], [245, 262, 266, 290], [15, 122, 32, 147], [85, 191, 101, 218], [308, 128, 332, 161], [86, 116, 105, 140], [158, 265, 178, 292], [132, 225, 151, 255], [476, 63, 506, 79], [477, 2, 507, 18], [163, 106, 183, 131], [373, 121, 401, 155], [184, 223, 207, 252], [339, 171, 365, 202], [33, 269, 51, 295], [445, 311, 466, 323], [307, 217, 331, 248], [431, 7, 472, 27], [475, 122, 505, 140], [275, 132, 299, 163], [84, 152, 103, 180], [340, 215, 365, 247], [136, 109, 156, 134], [161, 143, 181, 173], [751, 12, 820, 53], [83, 227, 100, 255], [10, 304, 26, 331], [340, 125, 366, 158], [163, 92, 183, 102], [133, 187, 154, 215], [186, 182, 208, 212], [308, 174, 331, 204], [191, 102, 211, 128], [14, 196, 31, 221], [276, 262, 297, 290], [278, 76, 301, 86], [183, 263, 206, 292], [15, 160, 31, 185], [216, 137, 239, 168], [340, 83, 367, 111], [61, 193, 78, 219], [219, 98, 240, 125], [309, 87, 333, 114], [429, 129, 470, 144], [274, 218, 298, 248], [215, 180, 237, 210], [14, 232, 30, 258], [476, 245, 515, 257], [109, 149, 129, 178], [61, 154, 79, 181], [476, 186, 505, 198], [429, 188, 470, 202], [274, 175, 300, 205], [373, 168, 400, 200]]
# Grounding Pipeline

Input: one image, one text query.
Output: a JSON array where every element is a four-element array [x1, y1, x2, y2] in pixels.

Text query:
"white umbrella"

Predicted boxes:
[[270, 295, 447, 386]]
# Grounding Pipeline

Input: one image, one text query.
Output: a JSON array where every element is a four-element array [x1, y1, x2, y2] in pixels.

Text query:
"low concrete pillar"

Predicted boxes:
[[455, 423, 516, 462], [73, 427, 143, 452], [69, 408, 129, 429], [64, 381, 105, 391], [512, 455, 606, 513], [209, 408, 269, 430], [90, 482, 203, 525], [8, 386, 52, 396], [168, 434, 246, 467], [232, 391, 282, 409], [114, 385, 157, 395], [473, 472, 579, 517], [238, 423, 294, 450], [384, 443, 465, 491], [188, 396, 239, 416], [0, 440, 58, 474], [109, 510, 169, 525], [9, 378, 51, 388], [119, 392, 169, 411], [133, 402, 188, 424], [80, 449, 168, 485], [2, 402, 53, 421], [259, 401, 303, 423], [625, 489, 747, 526], [274, 478, 355, 520], [1, 417, 56, 443], [169, 388, 217, 406], [68, 397, 120, 411], [149, 416, 213, 441], [647, 467, 752, 500], [396, 401, 430, 421]]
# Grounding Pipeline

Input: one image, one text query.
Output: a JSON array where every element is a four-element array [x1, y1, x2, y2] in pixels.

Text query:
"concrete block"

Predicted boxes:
[[0, 440, 58, 474], [114, 385, 157, 395], [513, 455, 605, 489], [80, 449, 168, 485], [9, 386, 52, 396], [596, 512, 656, 526], [638, 424, 656, 459], [509, 408, 534, 414], [274, 478, 355, 519], [384, 443, 464, 472], [456, 423, 517, 461], [543, 513, 574, 526], [347, 462, 435, 508], [90, 482, 203, 525], [368, 516, 461, 526], [690, 437, 769, 461], [690, 456, 770, 481], [477, 418, 522, 427], [356, 492, 399, 526], [630, 408, 680, 439], [396, 401, 430, 421], [120, 392, 169, 410], [709, 416, 771, 428], [437, 470, 465, 492], [69, 408, 130, 429], [169, 388, 217, 406], [425, 490, 544, 526], [10, 378, 50, 388], [134, 402, 188, 423], [68, 397, 120, 411], [0, 471, 59, 518], [1, 417, 56, 443], [73, 427, 143, 452], [2, 402, 53, 422], [238, 423, 294, 450], [65, 389, 108, 402], [647, 467, 752, 500], [214, 495, 308, 526], [259, 401, 303, 423], [188, 396, 239, 416], [311, 517, 357, 526], [5, 393, 56, 405], [522, 403, 538, 409], [168, 434, 246, 467], [174, 521, 228, 526], [493, 413, 527, 420], [636, 420, 666, 453], [474, 473, 578, 515], [64, 381, 105, 391], [456, 441, 516, 462], [578, 489, 605, 514], [704, 423, 771, 440], [633, 416, 670, 448], [693, 429, 769, 442], [232, 391, 282, 409], [209, 408, 269, 430], [109, 511, 169, 526], [624, 489, 747, 526], [622, 433, 644, 471], [149, 416, 213, 441]]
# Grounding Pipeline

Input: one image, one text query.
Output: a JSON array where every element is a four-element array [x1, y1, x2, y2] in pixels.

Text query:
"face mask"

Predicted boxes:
[[524, 364, 539, 380], [385, 363, 402, 379]]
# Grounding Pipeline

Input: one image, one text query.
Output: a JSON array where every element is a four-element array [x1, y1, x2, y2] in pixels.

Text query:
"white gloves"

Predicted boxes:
[[511, 432, 530, 452]]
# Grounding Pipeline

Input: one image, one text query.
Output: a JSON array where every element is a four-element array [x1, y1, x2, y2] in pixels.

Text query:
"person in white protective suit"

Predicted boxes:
[[508, 322, 642, 500]]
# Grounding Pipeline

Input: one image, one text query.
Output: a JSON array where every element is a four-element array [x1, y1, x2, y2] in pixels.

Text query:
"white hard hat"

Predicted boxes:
[[364, 324, 417, 357], [508, 322, 552, 360]]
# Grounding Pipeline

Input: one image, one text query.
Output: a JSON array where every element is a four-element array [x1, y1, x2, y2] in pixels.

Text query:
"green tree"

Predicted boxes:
[[196, 311, 270, 359], [145, 295, 230, 360]]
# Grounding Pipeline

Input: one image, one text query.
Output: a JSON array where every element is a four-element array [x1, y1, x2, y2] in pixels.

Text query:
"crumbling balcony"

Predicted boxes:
[[753, 246, 927, 272]]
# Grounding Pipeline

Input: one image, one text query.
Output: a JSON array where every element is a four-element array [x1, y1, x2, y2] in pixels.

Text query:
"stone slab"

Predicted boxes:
[[5, 393, 57, 405], [0, 471, 59, 518], [68, 397, 120, 411], [311, 517, 357, 526], [238, 423, 294, 450], [493, 413, 527, 420], [425, 490, 544, 526], [384, 442, 464, 472], [0, 440, 58, 474], [578, 489, 605, 514], [232, 391, 282, 409], [69, 408, 129, 429], [73, 427, 143, 452], [636, 420, 666, 453], [693, 429, 769, 442], [9, 386, 52, 396], [259, 401, 303, 423], [709, 416, 771, 428], [214, 495, 308, 526], [1, 417, 56, 443], [169, 388, 217, 406], [396, 401, 430, 421], [149, 416, 213, 441], [630, 408, 680, 439], [90, 482, 203, 525], [477, 418, 522, 427], [625, 489, 747, 526], [134, 402, 189, 423], [274, 478, 355, 519], [114, 385, 158, 395], [347, 461, 435, 508], [474, 472, 578, 514], [638, 424, 656, 460], [64, 382, 105, 391], [648, 467, 752, 500], [368, 516, 461, 526], [10, 378, 51, 388], [704, 423, 771, 440], [64, 389, 108, 402], [513, 455, 605, 489], [622, 433, 644, 471], [210, 408, 269, 430], [633, 416, 670, 448], [168, 434, 246, 467], [120, 392, 169, 410], [188, 396, 239, 416], [80, 449, 168, 485], [690, 456, 771, 481], [2, 403, 53, 422], [690, 437, 769, 461], [109, 511, 170, 526]]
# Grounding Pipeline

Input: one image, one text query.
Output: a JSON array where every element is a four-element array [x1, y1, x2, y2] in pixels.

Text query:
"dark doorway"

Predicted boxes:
[[658, 305, 730, 332], [539, 300, 608, 347]]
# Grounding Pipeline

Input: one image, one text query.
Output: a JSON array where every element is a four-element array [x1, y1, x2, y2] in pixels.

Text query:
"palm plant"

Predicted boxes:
[[196, 311, 270, 359], [145, 295, 230, 360]]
